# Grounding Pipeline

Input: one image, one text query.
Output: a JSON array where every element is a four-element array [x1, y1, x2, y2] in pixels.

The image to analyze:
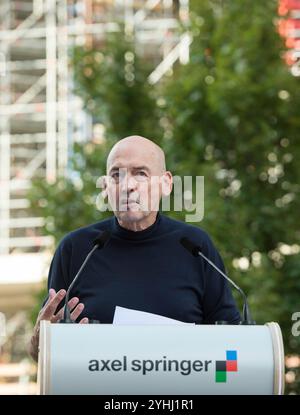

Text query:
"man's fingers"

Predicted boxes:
[[39, 289, 57, 318], [51, 297, 80, 323], [70, 303, 85, 322], [42, 289, 66, 320], [79, 317, 89, 324], [43, 288, 56, 307], [49, 288, 56, 298]]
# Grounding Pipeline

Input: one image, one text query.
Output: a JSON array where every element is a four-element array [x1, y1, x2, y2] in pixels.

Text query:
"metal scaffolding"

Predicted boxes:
[[0, 0, 190, 257]]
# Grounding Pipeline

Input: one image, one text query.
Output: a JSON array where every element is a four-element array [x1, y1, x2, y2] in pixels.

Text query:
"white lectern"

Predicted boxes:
[[37, 321, 284, 395]]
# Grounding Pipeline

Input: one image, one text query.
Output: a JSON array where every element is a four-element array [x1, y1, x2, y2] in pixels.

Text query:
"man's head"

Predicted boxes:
[[102, 135, 172, 228]]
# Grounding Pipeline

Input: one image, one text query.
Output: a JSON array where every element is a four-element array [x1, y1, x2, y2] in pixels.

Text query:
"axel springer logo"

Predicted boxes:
[[215, 350, 238, 383], [89, 351, 239, 384]]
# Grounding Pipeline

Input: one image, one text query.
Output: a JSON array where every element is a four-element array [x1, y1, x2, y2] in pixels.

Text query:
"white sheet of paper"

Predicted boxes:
[[112, 306, 195, 325]]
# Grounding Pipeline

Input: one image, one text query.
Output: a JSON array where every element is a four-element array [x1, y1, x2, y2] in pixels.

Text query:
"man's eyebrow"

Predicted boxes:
[[108, 166, 120, 173], [132, 166, 151, 172], [108, 165, 151, 174], [108, 165, 125, 174]]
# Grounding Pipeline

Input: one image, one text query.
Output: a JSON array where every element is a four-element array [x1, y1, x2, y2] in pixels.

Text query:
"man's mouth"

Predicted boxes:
[[120, 199, 139, 205], [119, 200, 140, 210]]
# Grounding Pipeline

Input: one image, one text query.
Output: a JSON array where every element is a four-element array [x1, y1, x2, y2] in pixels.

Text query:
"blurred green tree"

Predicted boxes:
[[72, 30, 162, 141]]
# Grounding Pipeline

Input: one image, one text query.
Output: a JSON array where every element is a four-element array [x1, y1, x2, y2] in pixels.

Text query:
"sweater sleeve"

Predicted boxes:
[[201, 234, 241, 324], [42, 235, 73, 312]]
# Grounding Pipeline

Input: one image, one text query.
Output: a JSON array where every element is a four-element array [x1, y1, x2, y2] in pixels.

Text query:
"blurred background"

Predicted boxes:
[[0, 0, 299, 395]]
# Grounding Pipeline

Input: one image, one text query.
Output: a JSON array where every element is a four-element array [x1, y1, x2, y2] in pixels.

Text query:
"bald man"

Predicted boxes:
[[29, 136, 240, 362]]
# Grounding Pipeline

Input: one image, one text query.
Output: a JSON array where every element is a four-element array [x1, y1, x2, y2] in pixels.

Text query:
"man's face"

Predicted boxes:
[[105, 144, 162, 224]]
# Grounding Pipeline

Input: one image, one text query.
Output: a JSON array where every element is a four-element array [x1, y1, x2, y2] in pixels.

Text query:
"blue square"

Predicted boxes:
[[226, 350, 237, 361]]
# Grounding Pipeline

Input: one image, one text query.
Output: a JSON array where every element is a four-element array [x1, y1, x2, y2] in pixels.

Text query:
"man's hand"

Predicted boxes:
[[29, 288, 89, 362]]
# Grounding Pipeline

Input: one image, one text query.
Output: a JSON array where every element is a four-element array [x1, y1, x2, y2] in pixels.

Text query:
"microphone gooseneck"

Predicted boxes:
[[61, 230, 111, 323]]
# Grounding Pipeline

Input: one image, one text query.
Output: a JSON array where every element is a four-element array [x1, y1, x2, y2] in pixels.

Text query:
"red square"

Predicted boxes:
[[226, 360, 238, 372]]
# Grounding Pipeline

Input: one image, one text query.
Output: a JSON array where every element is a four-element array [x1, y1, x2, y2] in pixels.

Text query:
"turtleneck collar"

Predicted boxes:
[[112, 212, 161, 241]]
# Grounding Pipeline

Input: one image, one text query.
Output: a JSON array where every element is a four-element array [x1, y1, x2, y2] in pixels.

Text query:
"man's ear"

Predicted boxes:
[[161, 171, 173, 197], [96, 175, 108, 199]]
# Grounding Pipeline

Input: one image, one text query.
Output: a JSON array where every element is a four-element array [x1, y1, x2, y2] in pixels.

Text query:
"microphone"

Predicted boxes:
[[180, 237, 255, 325], [61, 230, 111, 323]]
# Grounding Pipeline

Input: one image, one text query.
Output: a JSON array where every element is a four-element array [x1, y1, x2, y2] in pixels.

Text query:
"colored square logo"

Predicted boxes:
[[226, 360, 238, 372], [215, 350, 238, 383], [216, 371, 227, 383], [216, 361, 226, 371], [226, 350, 237, 361]]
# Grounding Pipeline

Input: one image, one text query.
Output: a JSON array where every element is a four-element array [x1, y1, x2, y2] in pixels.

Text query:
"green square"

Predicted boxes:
[[216, 371, 227, 383]]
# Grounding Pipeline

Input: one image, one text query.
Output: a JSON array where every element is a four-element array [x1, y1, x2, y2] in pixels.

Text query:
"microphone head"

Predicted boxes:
[[180, 237, 200, 257], [93, 230, 111, 249]]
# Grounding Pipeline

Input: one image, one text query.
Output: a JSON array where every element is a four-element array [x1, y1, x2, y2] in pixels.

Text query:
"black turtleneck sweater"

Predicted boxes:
[[44, 213, 241, 324]]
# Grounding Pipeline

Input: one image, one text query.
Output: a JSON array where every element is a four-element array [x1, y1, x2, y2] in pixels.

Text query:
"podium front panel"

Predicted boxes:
[[38, 322, 284, 395]]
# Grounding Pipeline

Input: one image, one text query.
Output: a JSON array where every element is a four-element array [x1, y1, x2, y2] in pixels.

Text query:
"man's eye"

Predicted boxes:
[[136, 171, 147, 176], [111, 172, 119, 179]]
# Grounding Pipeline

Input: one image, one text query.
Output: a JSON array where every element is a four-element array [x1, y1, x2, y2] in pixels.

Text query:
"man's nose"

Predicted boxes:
[[120, 174, 138, 192]]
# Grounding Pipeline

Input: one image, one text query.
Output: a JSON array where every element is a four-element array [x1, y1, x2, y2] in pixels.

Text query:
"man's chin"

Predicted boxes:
[[117, 210, 146, 223]]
